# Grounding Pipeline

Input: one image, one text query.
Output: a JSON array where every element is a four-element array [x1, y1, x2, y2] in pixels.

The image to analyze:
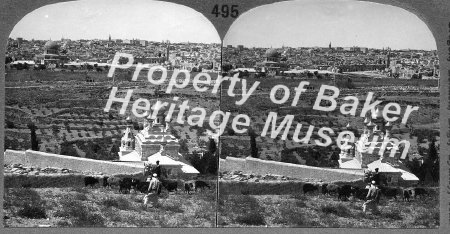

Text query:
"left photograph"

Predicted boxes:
[[4, 0, 221, 227]]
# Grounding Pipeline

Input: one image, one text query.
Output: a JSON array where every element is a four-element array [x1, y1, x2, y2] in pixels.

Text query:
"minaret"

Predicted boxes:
[[166, 40, 170, 62], [386, 49, 390, 68], [108, 34, 111, 42], [329, 42, 331, 49]]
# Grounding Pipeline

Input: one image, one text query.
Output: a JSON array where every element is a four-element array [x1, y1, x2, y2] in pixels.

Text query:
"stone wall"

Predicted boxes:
[[220, 157, 364, 183], [4, 149, 145, 175], [219, 157, 246, 172], [3, 150, 27, 165]]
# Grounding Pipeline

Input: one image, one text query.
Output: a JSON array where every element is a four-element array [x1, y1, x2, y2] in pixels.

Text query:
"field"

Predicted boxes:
[[218, 193, 439, 228], [219, 75, 439, 167], [3, 186, 216, 227], [4, 69, 219, 158]]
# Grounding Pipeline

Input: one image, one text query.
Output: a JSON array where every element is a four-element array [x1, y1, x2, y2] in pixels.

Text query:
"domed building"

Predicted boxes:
[[338, 108, 418, 186], [118, 109, 199, 178], [44, 41, 60, 54], [265, 48, 280, 62], [34, 40, 69, 67], [256, 48, 289, 75]]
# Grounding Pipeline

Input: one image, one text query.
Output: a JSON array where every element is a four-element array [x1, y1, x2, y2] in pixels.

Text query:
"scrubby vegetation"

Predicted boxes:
[[218, 193, 439, 228], [3, 186, 216, 227]]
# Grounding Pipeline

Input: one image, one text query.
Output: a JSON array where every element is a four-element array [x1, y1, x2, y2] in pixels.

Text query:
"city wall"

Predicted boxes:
[[4, 149, 145, 175], [220, 157, 364, 182]]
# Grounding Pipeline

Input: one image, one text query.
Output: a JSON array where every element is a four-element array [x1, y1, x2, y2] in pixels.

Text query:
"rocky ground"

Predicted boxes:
[[219, 170, 323, 183], [4, 163, 103, 176]]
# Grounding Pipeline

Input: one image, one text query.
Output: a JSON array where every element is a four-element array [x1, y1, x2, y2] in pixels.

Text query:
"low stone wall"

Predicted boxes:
[[4, 149, 145, 175], [220, 157, 364, 183], [219, 180, 304, 195], [219, 157, 246, 172], [3, 150, 27, 165]]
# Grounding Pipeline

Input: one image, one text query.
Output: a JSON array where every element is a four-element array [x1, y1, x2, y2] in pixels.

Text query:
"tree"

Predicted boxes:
[[109, 143, 120, 160], [27, 122, 39, 151], [221, 63, 233, 72], [208, 138, 217, 154], [51, 124, 59, 135], [204, 138, 218, 175], [427, 138, 439, 183], [419, 137, 439, 184], [5, 120, 15, 128], [330, 151, 340, 161], [60, 142, 78, 157], [249, 128, 258, 158], [186, 152, 203, 173], [179, 139, 189, 154], [406, 157, 422, 179], [280, 149, 300, 164], [227, 127, 235, 136]]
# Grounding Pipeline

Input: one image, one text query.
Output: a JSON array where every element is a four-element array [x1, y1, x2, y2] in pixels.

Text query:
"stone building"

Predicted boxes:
[[338, 108, 419, 185], [34, 40, 69, 67], [118, 110, 199, 177]]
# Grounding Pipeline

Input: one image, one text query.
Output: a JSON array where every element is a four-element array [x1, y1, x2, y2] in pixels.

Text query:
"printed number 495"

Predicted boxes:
[[212, 5, 239, 18]]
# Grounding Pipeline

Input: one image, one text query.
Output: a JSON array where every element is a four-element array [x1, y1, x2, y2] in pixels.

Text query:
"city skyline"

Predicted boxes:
[[9, 0, 220, 44], [224, 0, 437, 51]]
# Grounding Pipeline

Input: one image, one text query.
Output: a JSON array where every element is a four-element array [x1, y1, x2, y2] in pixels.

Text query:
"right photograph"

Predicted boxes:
[[218, 0, 439, 228]]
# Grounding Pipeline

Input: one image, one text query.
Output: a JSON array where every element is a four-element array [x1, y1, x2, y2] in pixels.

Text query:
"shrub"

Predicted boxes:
[[156, 201, 184, 213], [320, 203, 351, 217], [54, 199, 85, 218], [5, 188, 47, 219], [56, 220, 72, 227], [413, 209, 439, 228], [382, 209, 402, 220], [101, 196, 130, 210], [235, 213, 265, 226], [5, 188, 42, 207], [55, 197, 105, 227], [226, 195, 266, 226], [74, 193, 88, 201], [17, 204, 47, 219], [73, 213, 106, 227], [131, 216, 157, 227], [273, 201, 309, 227], [102, 207, 123, 222], [290, 194, 307, 201]]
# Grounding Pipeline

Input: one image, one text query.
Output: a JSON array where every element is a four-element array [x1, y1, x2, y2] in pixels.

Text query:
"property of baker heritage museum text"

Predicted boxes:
[[3, 0, 440, 228]]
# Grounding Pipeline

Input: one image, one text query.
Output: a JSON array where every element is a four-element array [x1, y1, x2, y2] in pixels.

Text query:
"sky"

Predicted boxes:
[[9, 0, 221, 43], [224, 0, 437, 50]]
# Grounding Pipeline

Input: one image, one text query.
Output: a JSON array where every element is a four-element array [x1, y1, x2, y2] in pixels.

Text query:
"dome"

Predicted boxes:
[[44, 41, 60, 50], [265, 48, 280, 58]]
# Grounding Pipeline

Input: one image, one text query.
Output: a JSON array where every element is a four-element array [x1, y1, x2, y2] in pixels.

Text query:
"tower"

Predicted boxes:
[[329, 42, 331, 49], [371, 107, 385, 134], [119, 117, 135, 157], [166, 40, 170, 62], [109, 34, 111, 42], [386, 49, 391, 68]]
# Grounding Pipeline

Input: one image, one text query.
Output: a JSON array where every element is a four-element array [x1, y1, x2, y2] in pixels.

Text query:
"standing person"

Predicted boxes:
[[144, 173, 161, 207], [154, 160, 162, 178], [363, 181, 380, 214]]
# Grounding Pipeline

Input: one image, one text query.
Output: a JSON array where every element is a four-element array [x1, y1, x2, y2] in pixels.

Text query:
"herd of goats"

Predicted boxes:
[[83, 175, 211, 195]]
